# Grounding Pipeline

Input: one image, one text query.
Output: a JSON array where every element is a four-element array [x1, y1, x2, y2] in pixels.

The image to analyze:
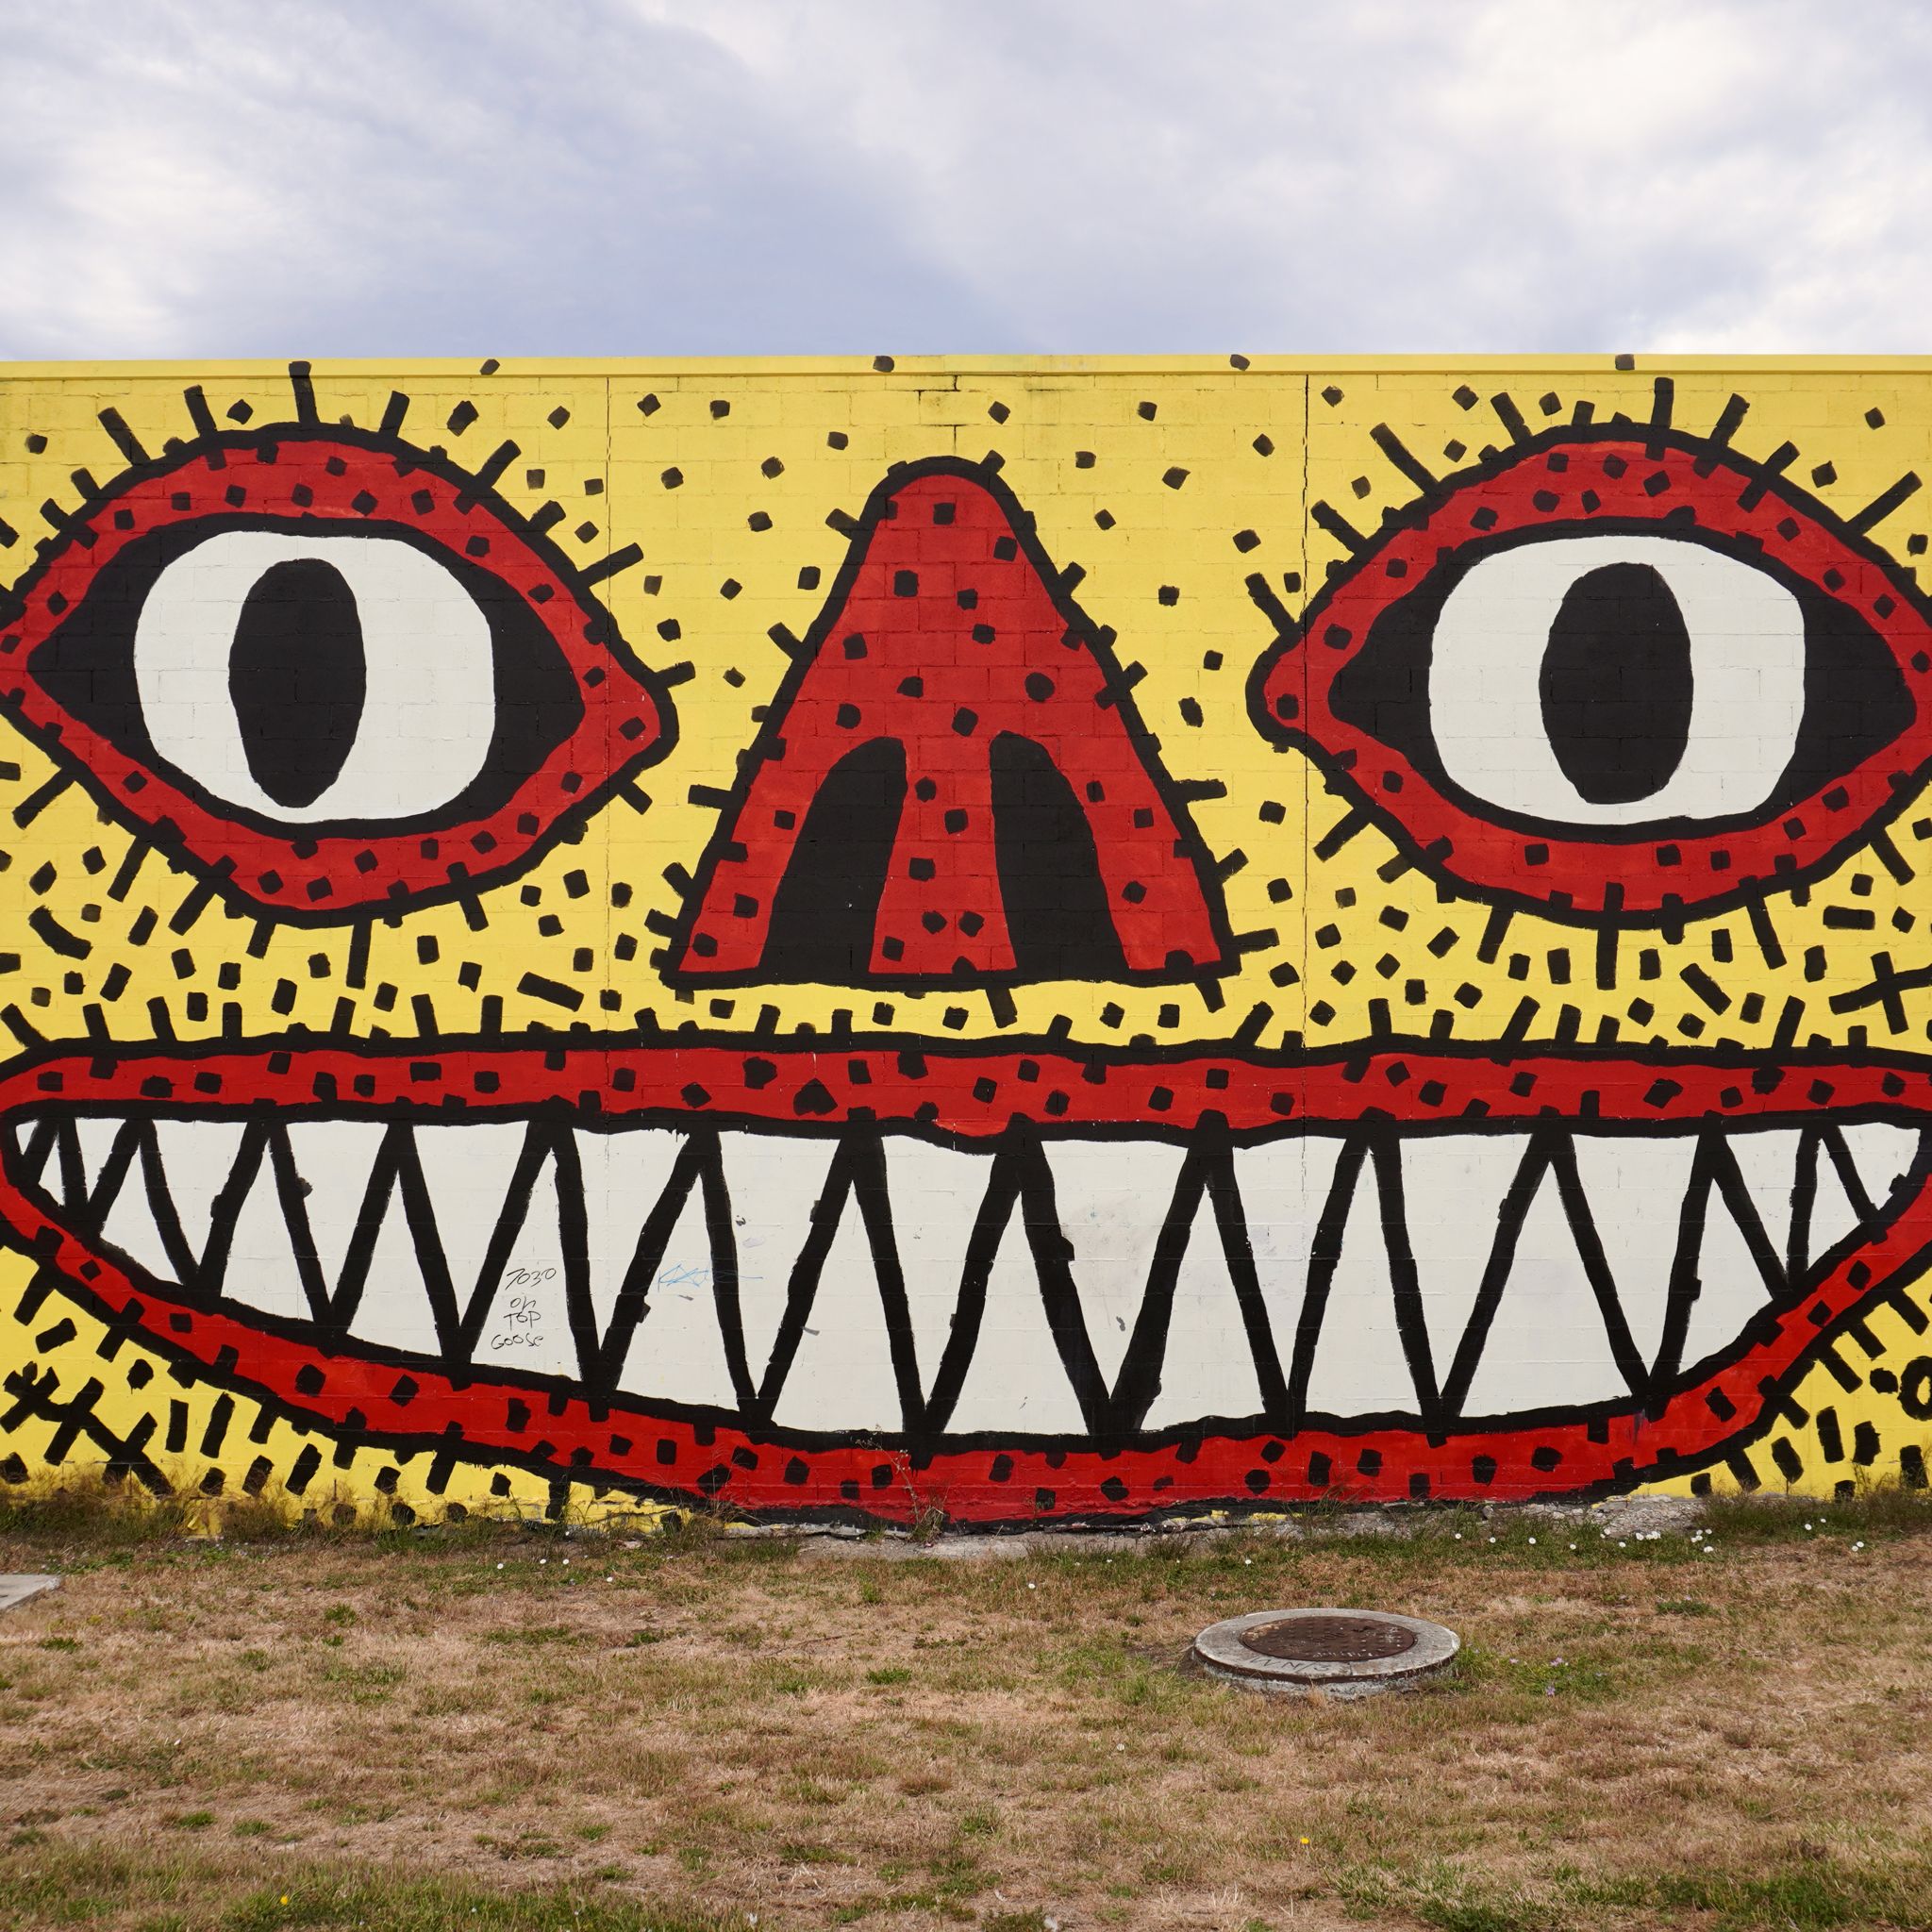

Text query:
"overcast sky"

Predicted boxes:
[[3, 0, 1927, 359]]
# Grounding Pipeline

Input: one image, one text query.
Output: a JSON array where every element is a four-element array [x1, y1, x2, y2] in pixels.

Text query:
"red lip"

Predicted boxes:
[[6, 1040, 1929, 1523]]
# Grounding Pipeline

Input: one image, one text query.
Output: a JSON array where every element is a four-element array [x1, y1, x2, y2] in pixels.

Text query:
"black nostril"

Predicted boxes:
[[760, 738, 906, 982]]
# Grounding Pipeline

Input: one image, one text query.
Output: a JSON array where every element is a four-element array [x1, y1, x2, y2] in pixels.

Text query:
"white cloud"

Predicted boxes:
[[2, 0, 1930, 356]]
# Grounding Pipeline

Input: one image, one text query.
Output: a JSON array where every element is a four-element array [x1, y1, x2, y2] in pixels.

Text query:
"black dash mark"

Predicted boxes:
[[1476, 904, 1511, 965], [517, 972, 584, 1011], [1679, 962, 1730, 1013], [379, 391, 410, 437], [26, 908, 87, 958], [12, 772, 72, 829], [1747, 896, 1786, 970], [1312, 806, 1368, 860], [580, 543, 643, 585]]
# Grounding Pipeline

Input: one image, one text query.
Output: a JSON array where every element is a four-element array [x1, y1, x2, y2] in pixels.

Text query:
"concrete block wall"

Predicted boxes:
[[0, 355, 1927, 1524]]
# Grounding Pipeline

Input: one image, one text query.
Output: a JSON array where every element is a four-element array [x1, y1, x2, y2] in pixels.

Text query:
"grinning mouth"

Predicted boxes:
[[5, 1041, 1932, 1521]]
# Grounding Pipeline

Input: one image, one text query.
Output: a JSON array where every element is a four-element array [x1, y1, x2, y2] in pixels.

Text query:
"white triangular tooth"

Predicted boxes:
[[72, 1117, 130, 1212], [1726, 1129, 1806, 1276], [772, 1187, 906, 1431], [280, 1122, 391, 1297], [1232, 1136, 1347, 1358], [409, 1123, 537, 1315], [1804, 1133, 1874, 1272], [883, 1137, 994, 1404], [346, 1184, 443, 1360], [12, 1116, 57, 1189], [575, 1127, 689, 1345], [1673, 1176, 1779, 1378], [1140, 1182, 1265, 1432], [8, 1118, 60, 1203], [1838, 1124, 1922, 1216], [214, 1151, 312, 1323], [1456, 1162, 1629, 1417], [942, 1197, 1088, 1437], [92, 1135, 181, 1286], [614, 1178, 739, 1410], [473, 1148, 577, 1379], [1038, 1140, 1190, 1389], [150, 1121, 249, 1262], [1566, 1132, 1704, 1369], [48, 1122, 88, 1213], [716, 1131, 844, 1386], [1299, 1144, 1428, 1420], [1400, 1133, 1535, 1378]]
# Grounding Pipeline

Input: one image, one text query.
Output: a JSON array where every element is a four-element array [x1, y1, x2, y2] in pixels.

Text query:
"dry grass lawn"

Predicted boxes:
[[5, 1491, 1932, 1931]]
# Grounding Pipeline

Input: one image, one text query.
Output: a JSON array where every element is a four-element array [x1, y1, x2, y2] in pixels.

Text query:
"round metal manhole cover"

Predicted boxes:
[[1194, 1607, 1457, 1697], [1241, 1613, 1419, 1663]]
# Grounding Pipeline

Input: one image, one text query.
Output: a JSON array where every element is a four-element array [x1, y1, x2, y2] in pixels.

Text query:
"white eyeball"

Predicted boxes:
[[131, 529, 498, 824], [1426, 534, 1807, 827]]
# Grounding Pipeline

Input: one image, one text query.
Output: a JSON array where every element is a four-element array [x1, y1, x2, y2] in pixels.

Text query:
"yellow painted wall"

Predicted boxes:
[[0, 357, 1927, 1524]]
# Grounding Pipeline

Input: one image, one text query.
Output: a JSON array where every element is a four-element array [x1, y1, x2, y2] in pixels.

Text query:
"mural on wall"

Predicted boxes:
[[2, 354, 1931, 1525]]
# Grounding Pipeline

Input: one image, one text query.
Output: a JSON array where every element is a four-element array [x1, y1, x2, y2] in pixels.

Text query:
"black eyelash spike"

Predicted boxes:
[[288, 361, 319, 425], [1694, 393, 1750, 475], [1369, 423, 1437, 495], [1489, 392, 1531, 445], [1738, 441, 1797, 512], [453, 441, 520, 514], [182, 386, 225, 467], [1646, 375, 1674, 458], [1309, 500, 1365, 551], [96, 408, 147, 467], [1849, 472, 1924, 535], [378, 391, 411, 437]]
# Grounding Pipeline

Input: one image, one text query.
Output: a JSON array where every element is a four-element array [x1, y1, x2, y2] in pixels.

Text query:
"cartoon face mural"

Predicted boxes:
[[4, 355, 1932, 1526]]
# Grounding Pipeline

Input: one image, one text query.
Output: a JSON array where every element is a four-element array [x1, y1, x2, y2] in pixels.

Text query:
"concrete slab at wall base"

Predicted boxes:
[[5, 357, 1932, 1528], [0, 1574, 60, 1611]]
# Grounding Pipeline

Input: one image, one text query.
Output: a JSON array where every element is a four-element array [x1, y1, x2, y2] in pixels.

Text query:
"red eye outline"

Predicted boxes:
[[1249, 425, 1932, 923], [0, 425, 678, 921]]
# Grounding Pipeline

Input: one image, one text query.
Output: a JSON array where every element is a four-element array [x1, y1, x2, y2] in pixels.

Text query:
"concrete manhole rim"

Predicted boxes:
[[1192, 1607, 1459, 1690]]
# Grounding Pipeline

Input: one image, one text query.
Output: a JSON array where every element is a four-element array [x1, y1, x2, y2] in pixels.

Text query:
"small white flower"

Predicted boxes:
[[1527, 1537, 1536, 1545]]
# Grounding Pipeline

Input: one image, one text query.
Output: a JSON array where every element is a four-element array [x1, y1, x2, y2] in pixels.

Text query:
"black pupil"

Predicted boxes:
[[228, 558, 368, 808], [1538, 560, 1694, 805]]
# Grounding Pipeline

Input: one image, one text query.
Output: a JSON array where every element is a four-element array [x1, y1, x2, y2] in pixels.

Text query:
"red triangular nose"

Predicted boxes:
[[671, 459, 1228, 986]]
